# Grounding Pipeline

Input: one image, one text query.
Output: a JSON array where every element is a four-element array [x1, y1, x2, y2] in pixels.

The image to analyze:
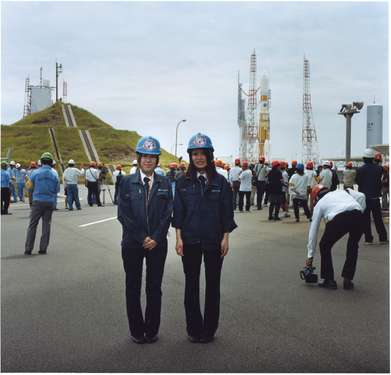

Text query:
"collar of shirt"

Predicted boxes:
[[140, 170, 154, 188], [197, 171, 208, 183]]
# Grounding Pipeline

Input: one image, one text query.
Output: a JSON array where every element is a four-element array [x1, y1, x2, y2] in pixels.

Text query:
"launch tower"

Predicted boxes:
[[302, 57, 319, 163]]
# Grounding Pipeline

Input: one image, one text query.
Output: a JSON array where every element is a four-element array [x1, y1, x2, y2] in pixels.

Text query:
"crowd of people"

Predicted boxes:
[[0, 138, 389, 344]]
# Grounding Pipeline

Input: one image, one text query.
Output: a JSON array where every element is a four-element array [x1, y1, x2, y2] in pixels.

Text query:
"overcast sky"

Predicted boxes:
[[1, 1, 388, 161]]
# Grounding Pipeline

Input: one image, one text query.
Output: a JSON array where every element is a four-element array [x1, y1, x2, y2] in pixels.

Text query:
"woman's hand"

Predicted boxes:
[[176, 238, 184, 256], [221, 234, 229, 257]]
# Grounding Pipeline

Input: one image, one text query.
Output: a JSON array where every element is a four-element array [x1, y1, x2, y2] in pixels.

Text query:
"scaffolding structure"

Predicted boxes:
[[238, 50, 260, 163], [23, 67, 54, 117], [302, 57, 319, 163]]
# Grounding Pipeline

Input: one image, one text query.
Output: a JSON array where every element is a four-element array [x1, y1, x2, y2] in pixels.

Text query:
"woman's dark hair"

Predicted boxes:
[[186, 149, 217, 184]]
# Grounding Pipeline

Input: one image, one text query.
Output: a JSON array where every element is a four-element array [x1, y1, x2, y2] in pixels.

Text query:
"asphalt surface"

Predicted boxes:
[[1, 186, 389, 372]]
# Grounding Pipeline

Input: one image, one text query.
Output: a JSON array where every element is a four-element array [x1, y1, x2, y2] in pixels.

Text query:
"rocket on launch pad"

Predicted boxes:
[[258, 73, 271, 160]]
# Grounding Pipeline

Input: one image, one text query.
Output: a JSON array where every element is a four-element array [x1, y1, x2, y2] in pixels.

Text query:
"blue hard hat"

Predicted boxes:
[[187, 133, 214, 152], [136, 136, 161, 155], [296, 163, 304, 171]]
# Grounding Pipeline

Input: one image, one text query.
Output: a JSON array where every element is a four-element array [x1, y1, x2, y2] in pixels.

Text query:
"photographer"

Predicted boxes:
[[305, 185, 366, 290]]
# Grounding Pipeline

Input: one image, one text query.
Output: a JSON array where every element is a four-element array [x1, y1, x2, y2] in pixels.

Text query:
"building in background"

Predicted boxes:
[[366, 103, 383, 147], [23, 67, 53, 117]]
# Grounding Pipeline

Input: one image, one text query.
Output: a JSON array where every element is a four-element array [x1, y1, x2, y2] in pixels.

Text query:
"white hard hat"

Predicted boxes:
[[15, 163, 21, 168], [132, 159, 138, 166], [10, 160, 16, 166], [68, 159, 75, 164], [363, 148, 375, 158], [323, 160, 331, 167]]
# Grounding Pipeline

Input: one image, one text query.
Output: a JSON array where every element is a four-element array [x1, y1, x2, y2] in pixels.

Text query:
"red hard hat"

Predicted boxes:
[[272, 160, 280, 168], [306, 161, 314, 170], [374, 152, 382, 161], [234, 158, 240, 166], [242, 160, 249, 168], [310, 184, 329, 206], [346, 161, 353, 168]]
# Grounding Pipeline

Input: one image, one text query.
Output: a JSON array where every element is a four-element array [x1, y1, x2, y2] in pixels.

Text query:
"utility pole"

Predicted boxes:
[[338, 102, 363, 162], [56, 62, 63, 102]]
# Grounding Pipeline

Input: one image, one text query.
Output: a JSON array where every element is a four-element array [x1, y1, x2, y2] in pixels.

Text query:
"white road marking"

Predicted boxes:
[[79, 216, 117, 228]]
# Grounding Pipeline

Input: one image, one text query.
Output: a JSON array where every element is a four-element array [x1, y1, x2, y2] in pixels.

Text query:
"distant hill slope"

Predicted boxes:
[[1, 102, 177, 173], [10, 102, 112, 129]]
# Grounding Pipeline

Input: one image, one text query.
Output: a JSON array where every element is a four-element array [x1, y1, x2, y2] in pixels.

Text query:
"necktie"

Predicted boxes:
[[144, 177, 150, 200], [199, 175, 206, 192]]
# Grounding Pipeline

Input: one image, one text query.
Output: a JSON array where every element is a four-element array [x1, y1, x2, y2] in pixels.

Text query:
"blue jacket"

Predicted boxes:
[[7, 167, 16, 179], [117, 170, 173, 247], [30, 165, 60, 204], [14, 169, 27, 183], [0, 170, 11, 188], [172, 173, 237, 248], [356, 161, 383, 199]]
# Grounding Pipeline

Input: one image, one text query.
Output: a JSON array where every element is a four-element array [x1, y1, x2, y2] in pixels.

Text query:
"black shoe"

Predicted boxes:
[[318, 279, 337, 289], [295, 218, 300, 222], [364, 239, 374, 245], [200, 335, 215, 343], [274, 217, 281, 221], [131, 335, 146, 344], [77, 207, 81, 210], [68, 208, 73, 211], [38, 250, 47, 255], [145, 335, 159, 343], [343, 279, 354, 290], [187, 335, 201, 343], [268, 216, 273, 221], [24, 251, 32, 255]]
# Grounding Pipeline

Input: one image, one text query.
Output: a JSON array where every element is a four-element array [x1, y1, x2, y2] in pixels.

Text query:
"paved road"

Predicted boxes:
[[1, 191, 389, 372]]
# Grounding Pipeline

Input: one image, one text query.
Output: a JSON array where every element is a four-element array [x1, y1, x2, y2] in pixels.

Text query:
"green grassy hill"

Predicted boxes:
[[1, 102, 177, 176]]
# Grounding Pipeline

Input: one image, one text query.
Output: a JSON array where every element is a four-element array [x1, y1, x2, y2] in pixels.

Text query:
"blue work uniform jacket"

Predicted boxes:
[[30, 165, 60, 204], [0, 170, 11, 188], [117, 170, 173, 248], [172, 173, 237, 249]]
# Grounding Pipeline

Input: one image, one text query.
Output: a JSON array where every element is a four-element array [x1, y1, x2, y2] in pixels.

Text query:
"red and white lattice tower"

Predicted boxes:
[[302, 56, 319, 163]]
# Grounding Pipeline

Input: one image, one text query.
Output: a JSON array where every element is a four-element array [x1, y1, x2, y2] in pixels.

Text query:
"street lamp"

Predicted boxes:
[[175, 119, 186, 159], [338, 101, 363, 163]]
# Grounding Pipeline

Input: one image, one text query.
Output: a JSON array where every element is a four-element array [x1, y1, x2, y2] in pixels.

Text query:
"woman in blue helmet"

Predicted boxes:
[[117, 136, 173, 344], [172, 133, 237, 343]]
